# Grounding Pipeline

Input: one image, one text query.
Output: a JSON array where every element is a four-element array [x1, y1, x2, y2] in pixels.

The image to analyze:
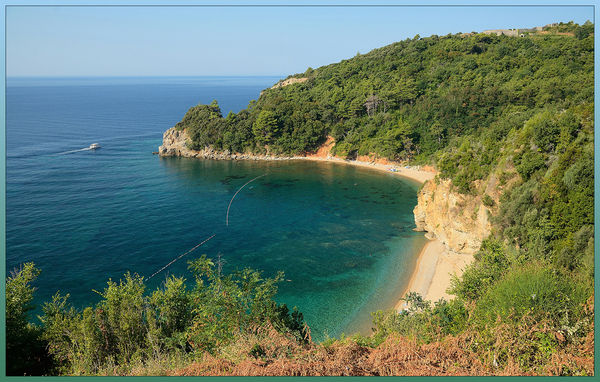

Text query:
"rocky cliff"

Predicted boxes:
[[270, 77, 308, 89], [158, 128, 197, 157], [413, 178, 492, 255], [159, 127, 300, 160]]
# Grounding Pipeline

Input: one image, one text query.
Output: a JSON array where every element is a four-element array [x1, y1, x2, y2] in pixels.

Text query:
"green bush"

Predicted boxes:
[[371, 293, 467, 344], [516, 150, 546, 180], [6, 263, 55, 375], [39, 255, 308, 375], [474, 263, 589, 326], [41, 274, 151, 375], [482, 194, 495, 207], [449, 239, 510, 301], [528, 111, 560, 152]]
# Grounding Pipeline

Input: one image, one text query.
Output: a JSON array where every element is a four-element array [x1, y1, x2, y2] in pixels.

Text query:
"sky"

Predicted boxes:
[[6, 4, 595, 77]]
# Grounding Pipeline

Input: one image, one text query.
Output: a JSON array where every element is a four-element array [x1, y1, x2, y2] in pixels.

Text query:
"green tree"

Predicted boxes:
[[252, 110, 280, 145]]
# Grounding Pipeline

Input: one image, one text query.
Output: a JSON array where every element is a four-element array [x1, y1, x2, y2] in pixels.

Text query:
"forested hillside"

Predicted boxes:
[[178, 22, 592, 172], [177, 19, 594, 302], [177, 19, 594, 290], [6, 21, 594, 376]]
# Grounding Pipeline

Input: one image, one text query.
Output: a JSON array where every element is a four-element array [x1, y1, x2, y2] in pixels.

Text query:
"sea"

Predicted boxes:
[[6, 76, 427, 340]]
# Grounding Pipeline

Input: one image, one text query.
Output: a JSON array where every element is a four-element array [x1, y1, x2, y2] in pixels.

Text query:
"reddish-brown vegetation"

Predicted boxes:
[[171, 317, 594, 377]]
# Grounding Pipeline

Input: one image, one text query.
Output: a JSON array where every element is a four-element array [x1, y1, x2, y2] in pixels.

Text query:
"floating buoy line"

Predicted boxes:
[[146, 234, 216, 280], [226, 173, 267, 226], [146, 173, 267, 280]]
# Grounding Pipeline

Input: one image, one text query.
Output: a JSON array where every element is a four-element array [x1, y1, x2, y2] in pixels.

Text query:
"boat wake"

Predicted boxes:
[[56, 147, 93, 155], [56, 143, 101, 155], [10, 131, 161, 159]]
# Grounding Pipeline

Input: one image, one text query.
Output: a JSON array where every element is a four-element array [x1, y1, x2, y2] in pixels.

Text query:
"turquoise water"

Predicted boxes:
[[6, 77, 426, 340]]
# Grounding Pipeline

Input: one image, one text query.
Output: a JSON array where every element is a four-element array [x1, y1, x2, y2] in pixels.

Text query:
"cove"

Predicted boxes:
[[153, 157, 427, 339], [6, 77, 426, 341]]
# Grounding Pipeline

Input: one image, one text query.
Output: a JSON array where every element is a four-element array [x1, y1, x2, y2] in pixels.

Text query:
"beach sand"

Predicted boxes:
[[297, 155, 436, 184], [301, 154, 469, 312], [394, 239, 443, 310], [300, 155, 469, 312], [394, 238, 473, 311], [421, 244, 473, 304]]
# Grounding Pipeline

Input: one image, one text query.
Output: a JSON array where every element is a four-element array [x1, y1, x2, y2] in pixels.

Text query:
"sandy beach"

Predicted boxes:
[[298, 154, 470, 311], [294, 135, 437, 184], [394, 239, 444, 310], [301, 154, 469, 311], [393, 238, 473, 310], [297, 155, 436, 184]]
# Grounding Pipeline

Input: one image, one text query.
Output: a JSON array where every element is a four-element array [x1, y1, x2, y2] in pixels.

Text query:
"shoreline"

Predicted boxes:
[[394, 238, 444, 311], [158, 132, 465, 318], [395, 237, 474, 311], [288, 155, 436, 184], [293, 156, 474, 311], [295, 156, 461, 311], [295, 156, 470, 313], [158, 129, 436, 184]]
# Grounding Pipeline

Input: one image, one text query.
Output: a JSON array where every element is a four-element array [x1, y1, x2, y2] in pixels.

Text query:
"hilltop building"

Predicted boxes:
[[482, 24, 560, 38]]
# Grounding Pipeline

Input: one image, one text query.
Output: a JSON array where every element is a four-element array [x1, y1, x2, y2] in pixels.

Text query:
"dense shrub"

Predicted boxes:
[[474, 263, 590, 326], [6, 263, 55, 375], [449, 239, 510, 301], [37, 256, 308, 375], [482, 194, 495, 207], [371, 293, 468, 345]]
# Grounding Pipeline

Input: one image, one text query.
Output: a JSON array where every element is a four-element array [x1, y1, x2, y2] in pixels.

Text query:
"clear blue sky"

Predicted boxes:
[[6, 4, 594, 77]]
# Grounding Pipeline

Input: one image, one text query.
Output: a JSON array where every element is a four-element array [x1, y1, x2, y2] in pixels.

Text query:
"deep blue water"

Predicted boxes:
[[6, 76, 426, 340]]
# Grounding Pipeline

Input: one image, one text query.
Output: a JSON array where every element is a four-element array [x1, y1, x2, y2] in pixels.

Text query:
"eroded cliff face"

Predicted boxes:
[[158, 128, 197, 157], [270, 77, 308, 89], [414, 178, 492, 255], [158, 127, 296, 160]]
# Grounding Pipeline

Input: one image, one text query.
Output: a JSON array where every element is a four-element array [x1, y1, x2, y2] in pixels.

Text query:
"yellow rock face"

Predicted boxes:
[[413, 178, 492, 256]]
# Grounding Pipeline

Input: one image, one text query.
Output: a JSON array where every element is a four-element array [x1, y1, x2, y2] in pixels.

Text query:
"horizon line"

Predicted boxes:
[[6, 74, 287, 79]]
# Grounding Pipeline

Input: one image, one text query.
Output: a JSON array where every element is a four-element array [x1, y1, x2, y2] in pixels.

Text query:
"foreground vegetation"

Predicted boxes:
[[6, 21, 594, 376], [7, 258, 309, 376], [6, 255, 594, 376]]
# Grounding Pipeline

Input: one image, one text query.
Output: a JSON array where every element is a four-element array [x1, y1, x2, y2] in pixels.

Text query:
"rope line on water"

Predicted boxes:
[[147, 234, 216, 280], [226, 173, 267, 226], [147, 173, 266, 280]]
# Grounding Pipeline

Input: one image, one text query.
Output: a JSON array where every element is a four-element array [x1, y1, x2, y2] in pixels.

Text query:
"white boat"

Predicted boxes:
[[89, 143, 101, 150]]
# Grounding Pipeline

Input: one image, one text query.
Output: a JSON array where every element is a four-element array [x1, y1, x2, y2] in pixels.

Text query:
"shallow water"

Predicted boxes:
[[6, 77, 426, 340]]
